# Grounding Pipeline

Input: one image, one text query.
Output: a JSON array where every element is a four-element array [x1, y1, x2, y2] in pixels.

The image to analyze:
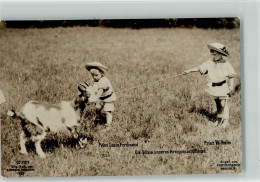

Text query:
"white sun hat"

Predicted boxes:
[[85, 62, 108, 73], [207, 43, 229, 57]]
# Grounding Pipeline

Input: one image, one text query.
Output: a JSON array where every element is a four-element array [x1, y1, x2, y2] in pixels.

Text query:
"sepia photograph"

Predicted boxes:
[[0, 18, 242, 177]]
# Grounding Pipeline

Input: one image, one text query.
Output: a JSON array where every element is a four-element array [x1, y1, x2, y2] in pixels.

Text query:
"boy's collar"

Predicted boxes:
[[94, 75, 104, 82], [213, 58, 226, 63]]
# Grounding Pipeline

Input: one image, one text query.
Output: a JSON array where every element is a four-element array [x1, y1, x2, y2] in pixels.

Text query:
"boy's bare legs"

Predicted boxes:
[[214, 98, 222, 125], [214, 98, 229, 127], [221, 98, 229, 128], [105, 111, 112, 128], [218, 98, 229, 128]]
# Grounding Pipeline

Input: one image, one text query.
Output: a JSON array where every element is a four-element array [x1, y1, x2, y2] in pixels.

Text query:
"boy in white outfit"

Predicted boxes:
[[85, 62, 117, 128], [183, 43, 236, 128]]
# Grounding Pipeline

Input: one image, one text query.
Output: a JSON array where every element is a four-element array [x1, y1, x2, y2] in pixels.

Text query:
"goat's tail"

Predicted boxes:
[[7, 110, 26, 122], [7, 110, 18, 118]]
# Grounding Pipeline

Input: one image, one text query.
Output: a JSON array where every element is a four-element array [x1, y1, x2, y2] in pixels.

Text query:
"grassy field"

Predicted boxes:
[[0, 26, 241, 177]]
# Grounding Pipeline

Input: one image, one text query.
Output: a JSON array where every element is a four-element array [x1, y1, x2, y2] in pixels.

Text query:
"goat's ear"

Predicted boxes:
[[84, 82, 89, 87]]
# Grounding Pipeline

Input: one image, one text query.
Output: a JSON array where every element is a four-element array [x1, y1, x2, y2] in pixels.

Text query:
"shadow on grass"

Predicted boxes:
[[234, 83, 241, 92], [188, 106, 217, 123], [24, 115, 106, 153], [25, 131, 99, 153], [94, 118, 106, 126], [25, 138, 79, 153], [198, 109, 217, 122]]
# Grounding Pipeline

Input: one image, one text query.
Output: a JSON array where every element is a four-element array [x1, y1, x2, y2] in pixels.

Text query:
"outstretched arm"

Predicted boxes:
[[183, 67, 199, 75]]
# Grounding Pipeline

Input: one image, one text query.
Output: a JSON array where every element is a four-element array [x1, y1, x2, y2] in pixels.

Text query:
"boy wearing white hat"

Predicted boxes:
[[183, 43, 236, 128], [85, 62, 117, 128]]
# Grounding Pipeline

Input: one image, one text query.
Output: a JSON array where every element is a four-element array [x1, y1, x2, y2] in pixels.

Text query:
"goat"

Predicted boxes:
[[7, 83, 97, 158]]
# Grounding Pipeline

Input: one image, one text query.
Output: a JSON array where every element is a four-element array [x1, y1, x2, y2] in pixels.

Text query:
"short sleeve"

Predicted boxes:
[[97, 77, 110, 91], [226, 62, 236, 79], [198, 60, 210, 75]]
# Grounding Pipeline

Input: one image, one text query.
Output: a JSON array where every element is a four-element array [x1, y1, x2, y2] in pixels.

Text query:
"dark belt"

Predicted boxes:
[[100, 92, 113, 100], [212, 80, 226, 87]]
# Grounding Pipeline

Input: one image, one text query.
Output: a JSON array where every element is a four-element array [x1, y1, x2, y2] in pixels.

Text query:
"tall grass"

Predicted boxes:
[[0, 27, 241, 177]]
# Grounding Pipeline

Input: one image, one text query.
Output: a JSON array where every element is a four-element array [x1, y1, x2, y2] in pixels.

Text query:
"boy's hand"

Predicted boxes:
[[228, 87, 234, 97], [183, 70, 190, 75]]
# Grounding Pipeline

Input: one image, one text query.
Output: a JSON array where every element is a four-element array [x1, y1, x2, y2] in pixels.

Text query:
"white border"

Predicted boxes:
[[0, 0, 259, 181]]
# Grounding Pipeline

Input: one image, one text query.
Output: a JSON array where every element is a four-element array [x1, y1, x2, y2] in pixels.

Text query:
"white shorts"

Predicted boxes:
[[96, 102, 115, 112], [205, 82, 229, 99], [102, 102, 115, 112]]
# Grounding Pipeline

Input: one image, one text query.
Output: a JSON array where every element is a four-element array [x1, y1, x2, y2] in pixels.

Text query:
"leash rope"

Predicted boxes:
[[115, 73, 185, 94], [114, 73, 241, 101]]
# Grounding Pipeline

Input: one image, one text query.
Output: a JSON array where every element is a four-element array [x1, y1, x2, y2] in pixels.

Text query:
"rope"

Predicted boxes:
[[116, 73, 184, 94], [114, 73, 241, 101]]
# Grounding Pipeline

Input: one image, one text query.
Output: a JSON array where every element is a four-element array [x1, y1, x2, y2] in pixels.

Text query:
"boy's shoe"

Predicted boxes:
[[221, 119, 229, 128]]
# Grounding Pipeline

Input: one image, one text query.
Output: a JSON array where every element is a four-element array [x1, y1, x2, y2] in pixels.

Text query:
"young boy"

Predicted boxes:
[[183, 43, 236, 128], [85, 62, 117, 128]]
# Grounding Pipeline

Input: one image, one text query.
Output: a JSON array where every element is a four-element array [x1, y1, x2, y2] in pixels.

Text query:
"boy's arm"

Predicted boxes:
[[183, 67, 199, 75], [94, 89, 104, 110], [96, 89, 104, 99]]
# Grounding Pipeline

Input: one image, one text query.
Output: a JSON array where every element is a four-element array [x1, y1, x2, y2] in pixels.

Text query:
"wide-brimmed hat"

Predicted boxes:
[[85, 62, 108, 73], [207, 43, 229, 57]]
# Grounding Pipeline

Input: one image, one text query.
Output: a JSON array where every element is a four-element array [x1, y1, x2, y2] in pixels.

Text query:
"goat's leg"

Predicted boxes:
[[19, 131, 28, 155], [33, 132, 46, 158], [67, 126, 78, 138]]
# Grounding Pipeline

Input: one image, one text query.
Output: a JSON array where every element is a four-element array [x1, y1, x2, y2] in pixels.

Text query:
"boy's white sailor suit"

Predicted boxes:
[[93, 76, 116, 112], [198, 58, 236, 120]]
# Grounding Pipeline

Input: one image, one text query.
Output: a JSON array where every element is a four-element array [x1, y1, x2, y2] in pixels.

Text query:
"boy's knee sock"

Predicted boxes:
[[223, 102, 229, 120], [106, 112, 112, 125], [219, 99, 229, 120]]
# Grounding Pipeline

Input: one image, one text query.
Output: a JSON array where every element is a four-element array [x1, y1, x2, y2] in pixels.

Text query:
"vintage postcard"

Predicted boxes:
[[0, 18, 242, 177]]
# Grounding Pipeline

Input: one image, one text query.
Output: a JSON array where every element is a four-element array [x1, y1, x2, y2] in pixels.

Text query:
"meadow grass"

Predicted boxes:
[[0, 27, 241, 177]]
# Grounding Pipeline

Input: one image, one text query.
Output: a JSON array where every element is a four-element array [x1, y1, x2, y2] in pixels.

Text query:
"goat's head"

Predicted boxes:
[[68, 126, 89, 149], [77, 82, 97, 103], [75, 82, 97, 112], [74, 82, 97, 149]]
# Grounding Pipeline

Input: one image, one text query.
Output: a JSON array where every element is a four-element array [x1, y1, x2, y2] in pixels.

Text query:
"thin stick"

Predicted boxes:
[[116, 73, 184, 94]]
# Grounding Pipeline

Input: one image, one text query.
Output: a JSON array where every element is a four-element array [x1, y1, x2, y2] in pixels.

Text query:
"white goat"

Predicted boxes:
[[7, 83, 97, 158]]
